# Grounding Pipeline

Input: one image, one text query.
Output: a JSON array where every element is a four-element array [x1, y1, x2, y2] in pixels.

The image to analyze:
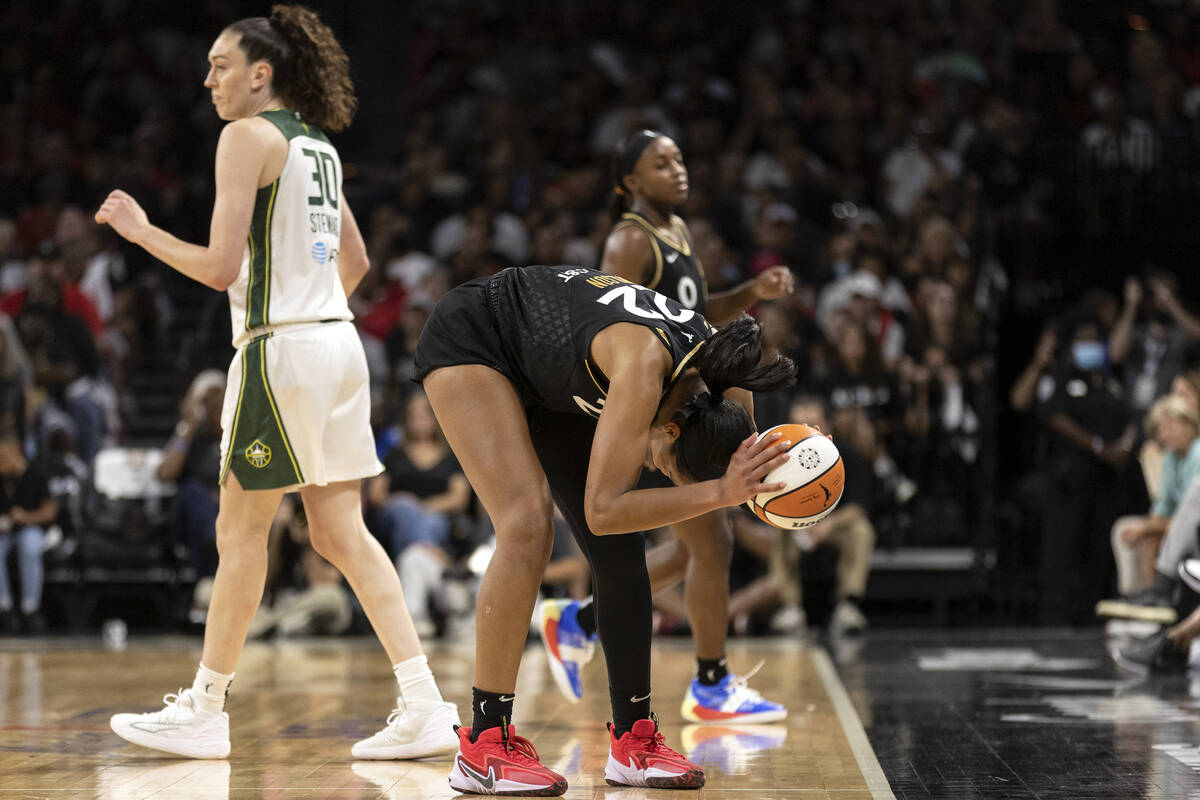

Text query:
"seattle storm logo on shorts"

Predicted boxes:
[[245, 440, 272, 469]]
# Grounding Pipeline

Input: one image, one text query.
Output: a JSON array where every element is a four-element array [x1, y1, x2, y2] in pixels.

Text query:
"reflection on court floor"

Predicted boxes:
[[0, 636, 885, 799]]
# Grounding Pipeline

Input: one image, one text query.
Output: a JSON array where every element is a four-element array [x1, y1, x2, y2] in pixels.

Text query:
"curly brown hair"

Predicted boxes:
[[225, 5, 356, 132]]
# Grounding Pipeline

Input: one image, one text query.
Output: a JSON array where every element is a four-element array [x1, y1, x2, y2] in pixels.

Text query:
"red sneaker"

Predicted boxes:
[[447, 724, 568, 796], [605, 715, 705, 789]]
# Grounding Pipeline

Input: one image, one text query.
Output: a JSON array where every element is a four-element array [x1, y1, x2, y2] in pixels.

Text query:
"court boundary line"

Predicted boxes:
[[811, 647, 896, 800]]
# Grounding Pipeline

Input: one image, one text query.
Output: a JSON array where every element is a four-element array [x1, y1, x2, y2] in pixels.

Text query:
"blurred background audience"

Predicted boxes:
[[5, 0, 1200, 634]]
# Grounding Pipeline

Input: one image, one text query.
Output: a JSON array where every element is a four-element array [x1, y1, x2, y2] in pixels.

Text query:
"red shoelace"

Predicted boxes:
[[501, 728, 545, 766], [624, 715, 689, 762], [636, 729, 687, 760]]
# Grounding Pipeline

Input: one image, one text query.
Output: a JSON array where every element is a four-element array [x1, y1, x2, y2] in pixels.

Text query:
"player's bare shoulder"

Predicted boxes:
[[602, 223, 655, 283], [216, 116, 289, 186], [219, 115, 286, 149]]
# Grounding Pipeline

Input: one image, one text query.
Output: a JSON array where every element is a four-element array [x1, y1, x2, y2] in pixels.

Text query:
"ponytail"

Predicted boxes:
[[226, 5, 357, 132], [694, 314, 796, 395], [672, 314, 796, 482]]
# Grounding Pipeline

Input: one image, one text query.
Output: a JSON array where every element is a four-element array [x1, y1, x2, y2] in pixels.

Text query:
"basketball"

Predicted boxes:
[[747, 423, 844, 529]]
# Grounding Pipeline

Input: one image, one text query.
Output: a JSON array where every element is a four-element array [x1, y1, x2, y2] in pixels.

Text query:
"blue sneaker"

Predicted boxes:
[[681, 665, 787, 724], [535, 598, 597, 703]]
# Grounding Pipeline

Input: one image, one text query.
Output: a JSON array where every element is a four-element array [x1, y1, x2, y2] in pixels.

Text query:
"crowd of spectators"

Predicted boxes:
[[6, 0, 1200, 632]]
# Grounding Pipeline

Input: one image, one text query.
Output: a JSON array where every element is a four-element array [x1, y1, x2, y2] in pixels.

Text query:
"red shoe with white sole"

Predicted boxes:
[[447, 724, 567, 796], [604, 715, 705, 790]]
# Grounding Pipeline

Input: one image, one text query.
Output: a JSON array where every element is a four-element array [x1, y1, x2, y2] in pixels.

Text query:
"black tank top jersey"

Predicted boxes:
[[487, 266, 715, 418], [612, 212, 708, 315]]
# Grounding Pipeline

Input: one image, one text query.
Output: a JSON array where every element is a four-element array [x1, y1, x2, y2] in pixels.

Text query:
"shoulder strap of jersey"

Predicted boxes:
[[619, 212, 692, 256], [610, 213, 663, 290], [257, 109, 331, 144], [668, 215, 693, 256]]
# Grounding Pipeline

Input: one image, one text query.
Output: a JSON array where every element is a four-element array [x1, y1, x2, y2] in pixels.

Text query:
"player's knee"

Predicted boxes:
[[306, 521, 343, 563], [213, 511, 241, 554], [213, 509, 271, 557], [686, 520, 733, 566], [492, 498, 555, 567]]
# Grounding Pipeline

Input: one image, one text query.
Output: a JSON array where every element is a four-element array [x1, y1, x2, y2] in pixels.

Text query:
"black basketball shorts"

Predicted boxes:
[[412, 277, 515, 385]]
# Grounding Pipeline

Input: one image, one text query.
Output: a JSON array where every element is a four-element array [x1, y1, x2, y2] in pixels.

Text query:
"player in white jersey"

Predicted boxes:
[[95, 6, 458, 761]]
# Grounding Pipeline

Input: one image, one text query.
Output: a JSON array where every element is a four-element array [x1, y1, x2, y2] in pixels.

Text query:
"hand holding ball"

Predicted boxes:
[[748, 423, 844, 529]]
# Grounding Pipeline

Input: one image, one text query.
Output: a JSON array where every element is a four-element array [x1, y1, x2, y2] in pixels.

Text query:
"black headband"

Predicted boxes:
[[615, 129, 666, 194]]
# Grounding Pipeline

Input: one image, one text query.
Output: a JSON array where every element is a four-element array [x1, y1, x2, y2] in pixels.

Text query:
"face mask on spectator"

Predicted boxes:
[[1072, 341, 1106, 371]]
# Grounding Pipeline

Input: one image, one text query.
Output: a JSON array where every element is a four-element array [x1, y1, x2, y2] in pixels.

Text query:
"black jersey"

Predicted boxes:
[[488, 266, 715, 418], [612, 212, 708, 315]]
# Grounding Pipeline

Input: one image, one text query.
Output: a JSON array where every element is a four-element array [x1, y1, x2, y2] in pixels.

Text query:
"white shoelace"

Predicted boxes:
[[374, 710, 414, 742], [148, 689, 195, 722], [730, 661, 767, 701], [375, 701, 444, 740]]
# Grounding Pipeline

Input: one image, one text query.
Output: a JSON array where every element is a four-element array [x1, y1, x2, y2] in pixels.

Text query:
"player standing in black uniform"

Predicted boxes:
[[414, 265, 794, 795], [537, 131, 794, 723]]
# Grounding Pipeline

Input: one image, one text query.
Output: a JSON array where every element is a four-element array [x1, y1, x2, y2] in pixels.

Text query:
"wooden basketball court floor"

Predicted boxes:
[[0, 636, 891, 799]]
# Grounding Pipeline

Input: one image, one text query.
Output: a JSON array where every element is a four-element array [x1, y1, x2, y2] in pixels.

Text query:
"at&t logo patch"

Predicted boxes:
[[311, 241, 328, 264]]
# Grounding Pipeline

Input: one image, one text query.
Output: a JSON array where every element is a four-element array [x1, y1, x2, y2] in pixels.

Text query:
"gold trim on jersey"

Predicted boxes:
[[263, 181, 278, 325], [219, 342, 251, 485], [258, 337, 303, 479], [584, 358, 608, 397], [670, 338, 707, 383], [619, 212, 692, 255], [613, 215, 664, 290], [245, 180, 279, 330]]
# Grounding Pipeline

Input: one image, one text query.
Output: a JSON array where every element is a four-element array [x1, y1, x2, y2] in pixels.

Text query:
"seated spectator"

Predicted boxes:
[[1110, 271, 1200, 415], [0, 433, 56, 634], [54, 206, 129, 327], [16, 271, 110, 461], [1109, 395, 1200, 598], [727, 395, 877, 635], [247, 495, 352, 638], [1, 241, 105, 337], [824, 318, 915, 507], [41, 425, 89, 550], [368, 390, 471, 635], [818, 269, 906, 368], [899, 278, 985, 521], [156, 370, 225, 580], [1099, 370, 1200, 625], [0, 313, 31, 445]]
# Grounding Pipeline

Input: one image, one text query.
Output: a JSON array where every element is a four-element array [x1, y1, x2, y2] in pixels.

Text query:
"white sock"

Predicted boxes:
[[393, 654, 443, 709], [191, 663, 234, 716]]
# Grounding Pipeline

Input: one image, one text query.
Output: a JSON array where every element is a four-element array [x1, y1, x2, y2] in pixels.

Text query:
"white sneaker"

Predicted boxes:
[[1180, 560, 1200, 594], [830, 599, 867, 635], [110, 689, 230, 759], [769, 603, 807, 634], [351, 700, 460, 759]]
